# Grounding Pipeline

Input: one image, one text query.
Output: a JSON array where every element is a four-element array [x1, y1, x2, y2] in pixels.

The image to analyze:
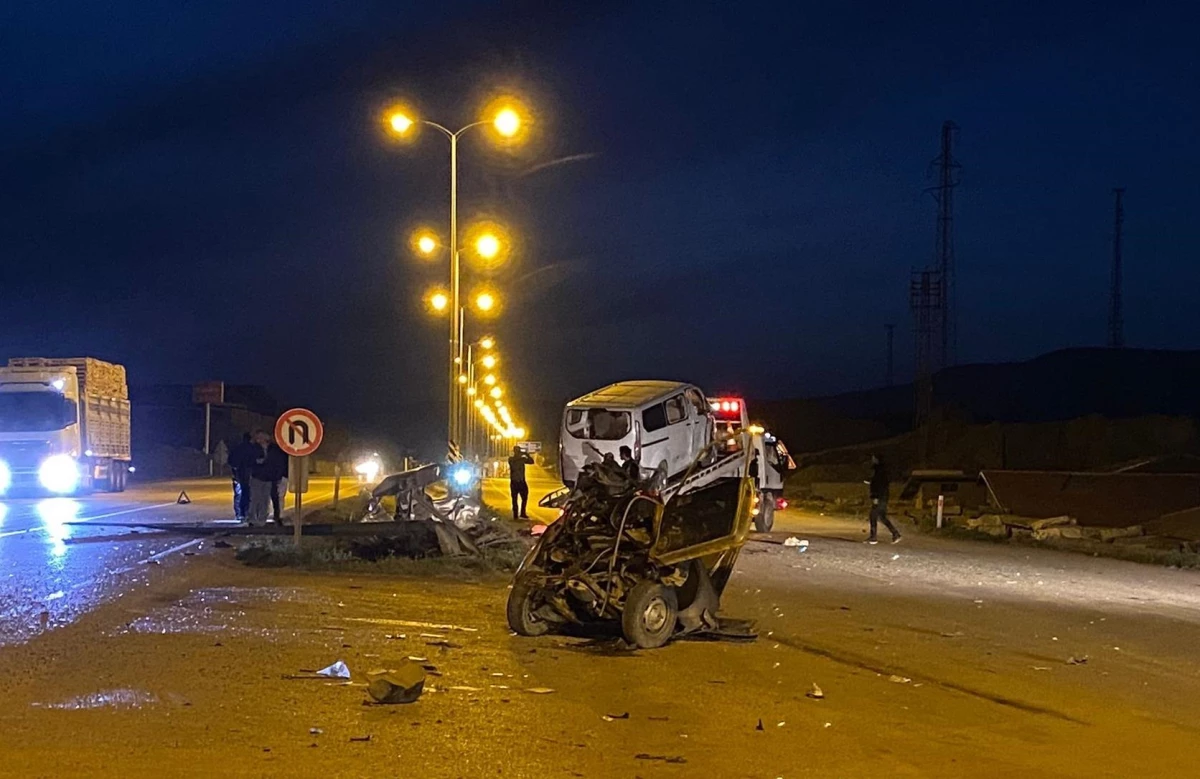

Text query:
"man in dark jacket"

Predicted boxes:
[[228, 433, 257, 521], [265, 443, 289, 522], [867, 453, 901, 545], [507, 445, 534, 520]]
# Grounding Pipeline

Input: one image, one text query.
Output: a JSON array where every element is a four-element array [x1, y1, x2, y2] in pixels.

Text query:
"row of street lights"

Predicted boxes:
[[382, 97, 530, 459]]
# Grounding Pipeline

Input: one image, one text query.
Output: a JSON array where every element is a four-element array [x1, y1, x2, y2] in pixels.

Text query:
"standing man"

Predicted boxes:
[[618, 445, 641, 482], [867, 453, 901, 545], [228, 433, 256, 521], [507, 445, 534, 520], [247, 430, 274, 526], [266, 441, 289, 523]]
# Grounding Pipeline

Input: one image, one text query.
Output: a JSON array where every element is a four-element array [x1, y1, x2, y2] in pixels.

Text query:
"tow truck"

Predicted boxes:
[[707, 396, 794, 531]]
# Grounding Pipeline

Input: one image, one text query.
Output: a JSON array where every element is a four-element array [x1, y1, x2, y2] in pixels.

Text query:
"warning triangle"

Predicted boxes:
[[176, 490, 192, 505]]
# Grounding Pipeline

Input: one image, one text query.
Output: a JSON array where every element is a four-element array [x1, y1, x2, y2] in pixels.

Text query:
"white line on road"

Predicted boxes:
[[0, 501, 179, 539]]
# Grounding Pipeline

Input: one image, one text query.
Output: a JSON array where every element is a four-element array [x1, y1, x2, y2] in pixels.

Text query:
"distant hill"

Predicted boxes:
[[754, 348, 1200, 454]]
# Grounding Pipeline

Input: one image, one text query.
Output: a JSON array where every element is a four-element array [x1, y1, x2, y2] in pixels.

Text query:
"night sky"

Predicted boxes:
[[2, 1, 1197, 446]]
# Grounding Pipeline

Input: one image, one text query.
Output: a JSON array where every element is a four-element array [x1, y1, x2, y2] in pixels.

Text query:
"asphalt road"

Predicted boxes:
[[4, 482, 1200, 775], [0, 476, 344, 647]]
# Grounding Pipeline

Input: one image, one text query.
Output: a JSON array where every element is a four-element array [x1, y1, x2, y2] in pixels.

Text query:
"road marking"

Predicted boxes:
[[0, 501, 178, 539]]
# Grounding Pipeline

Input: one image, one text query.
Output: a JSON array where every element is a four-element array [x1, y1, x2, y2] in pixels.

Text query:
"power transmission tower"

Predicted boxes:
[[885, 323, 895, 387], [1108, 187, 1126, 348], [910, 121, 960, 464], [931, 120, 961, 367]]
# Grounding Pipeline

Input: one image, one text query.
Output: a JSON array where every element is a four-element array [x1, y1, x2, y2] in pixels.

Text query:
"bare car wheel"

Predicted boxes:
[[507, 577, 550, 636], [621, 581, 678, 649]]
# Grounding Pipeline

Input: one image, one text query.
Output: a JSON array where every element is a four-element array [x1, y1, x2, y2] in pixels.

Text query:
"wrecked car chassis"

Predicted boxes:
[[508, 440, 754, 649]]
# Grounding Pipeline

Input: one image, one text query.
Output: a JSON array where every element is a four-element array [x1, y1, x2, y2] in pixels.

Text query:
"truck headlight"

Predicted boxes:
[[451, 465, 473, 487], [0, 460, 10, 496], [39, 455, 80, 494]]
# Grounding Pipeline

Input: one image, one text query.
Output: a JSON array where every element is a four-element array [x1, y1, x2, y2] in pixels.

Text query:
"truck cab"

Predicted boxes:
[[0, 358, 131, 495]]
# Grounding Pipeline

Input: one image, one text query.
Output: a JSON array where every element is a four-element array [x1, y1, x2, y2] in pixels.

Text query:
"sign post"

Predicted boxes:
[[193, 381, 225, 478], [274, 408, 324, 548]]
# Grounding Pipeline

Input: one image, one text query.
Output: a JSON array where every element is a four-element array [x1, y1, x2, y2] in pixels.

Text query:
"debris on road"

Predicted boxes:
[[366, 662, 426, 704], [888, 675, 911, 684], [807, 683, 825, 699], [1067, 655, 1090, 665], [782, 537, 809, 552], [349, 735, 372, 743], [635, 753, 687, 764], [316, 660, 350, 679], [602, 712, 630, 721], [309, 727, 323, 735], [756, 719, 764, 731], [525, 687, 556, 694]]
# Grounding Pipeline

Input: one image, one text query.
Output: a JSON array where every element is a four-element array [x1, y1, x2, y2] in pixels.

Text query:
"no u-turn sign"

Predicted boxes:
[[274, 408, 324, 457]]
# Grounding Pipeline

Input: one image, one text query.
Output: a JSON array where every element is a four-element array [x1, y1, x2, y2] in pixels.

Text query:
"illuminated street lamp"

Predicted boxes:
[[384, 100, 528, 455], [484, 374, 496, 386], [474, 291, 496, 313], [490, 386, 503, 400], [480, 336, 495, 350], [428, 290, 449, 312], [481, 354, 497, 369]]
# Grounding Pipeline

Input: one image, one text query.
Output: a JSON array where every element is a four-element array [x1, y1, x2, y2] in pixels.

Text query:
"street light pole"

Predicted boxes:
[[449, 135, 459, 452]]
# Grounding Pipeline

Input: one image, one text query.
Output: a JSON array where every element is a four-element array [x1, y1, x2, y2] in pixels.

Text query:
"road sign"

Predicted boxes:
[[192, 381, 225, 405], [448, 440, 461, 463], [274, 408, 324, 457], [518, 441, 541, 453]]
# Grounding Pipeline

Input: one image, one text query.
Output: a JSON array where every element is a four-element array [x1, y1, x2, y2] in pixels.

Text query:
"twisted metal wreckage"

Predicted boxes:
[[507, 436, 759, 649]]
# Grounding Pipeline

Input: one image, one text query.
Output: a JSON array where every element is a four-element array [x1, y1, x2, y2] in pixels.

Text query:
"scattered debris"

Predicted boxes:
[[349, 735, 372, 743], [366, 662, 426, 704], [603, 712, 630, 722], [1067, 655, 1090, 665], [807, 683, 824, 700], [888, 675, 911, 684], [419, 633, 448, 640], [777, 721, 786, 728], [525, 687, 556, 695], [426, 639, 463, 650], [648, 716, 670, 721], [782, 537, 809, 552], [309, 727, 323, 735], [634, 754, 687, 764], [1033, 666, 1051, 671], [449, 686, 483, 693], [755, 719, 764, 731], [316, 661, 351, 679], [939, 631, 964, 638]]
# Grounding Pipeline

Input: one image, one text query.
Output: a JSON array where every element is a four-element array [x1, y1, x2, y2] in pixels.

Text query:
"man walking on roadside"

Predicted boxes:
[[508, 445, 534, 520], [867, 453, 901, 545]]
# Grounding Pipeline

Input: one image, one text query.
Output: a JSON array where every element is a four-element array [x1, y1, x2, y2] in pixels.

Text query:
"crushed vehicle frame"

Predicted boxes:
[[508, 436, 755, 649]]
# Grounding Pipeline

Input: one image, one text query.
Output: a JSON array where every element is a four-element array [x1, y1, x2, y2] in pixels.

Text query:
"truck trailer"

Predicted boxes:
[[0, 357, 132, 494]]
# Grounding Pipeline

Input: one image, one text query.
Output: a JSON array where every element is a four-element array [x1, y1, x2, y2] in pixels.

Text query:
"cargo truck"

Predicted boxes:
[[0, 357, 132, 494]]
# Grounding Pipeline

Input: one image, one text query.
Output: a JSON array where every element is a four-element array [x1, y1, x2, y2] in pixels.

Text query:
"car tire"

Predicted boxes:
[[755, 492, 775, 533], [621, 581, 678, 649], [507, 576, 550, 637]]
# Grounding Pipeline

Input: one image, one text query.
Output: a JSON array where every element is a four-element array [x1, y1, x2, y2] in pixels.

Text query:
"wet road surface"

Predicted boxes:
[[0, 477, 343, 646], [3, 492, 1200, 775]]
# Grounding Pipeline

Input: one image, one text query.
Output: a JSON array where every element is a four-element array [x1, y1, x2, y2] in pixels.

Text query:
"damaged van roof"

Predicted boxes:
[[568, 380, 692, 409]]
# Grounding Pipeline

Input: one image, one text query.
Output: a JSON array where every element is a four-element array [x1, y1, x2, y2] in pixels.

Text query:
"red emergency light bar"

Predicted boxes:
[[709, 397, 743, 417]]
